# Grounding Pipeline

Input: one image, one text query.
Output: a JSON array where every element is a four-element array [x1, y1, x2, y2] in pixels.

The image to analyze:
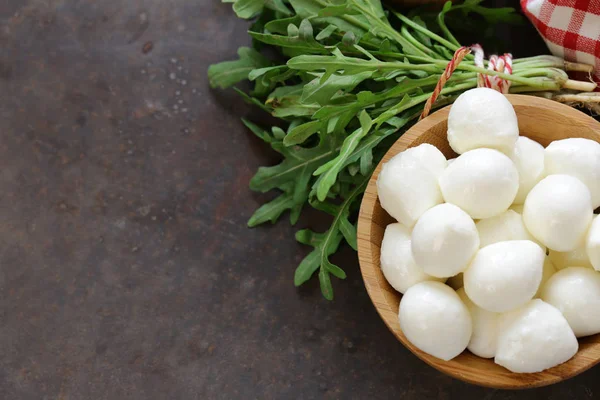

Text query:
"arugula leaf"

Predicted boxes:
[[250, 134, 343, 193], [300, 71, 374, 105], [208, 47, 270, 89], [209, 0, 534, 300], [294, 173, 369, 299], [283, 120, 322, 146], [232, 0, 264, 19], [313, 110, 372, 200], [289, 0, 370, 36]]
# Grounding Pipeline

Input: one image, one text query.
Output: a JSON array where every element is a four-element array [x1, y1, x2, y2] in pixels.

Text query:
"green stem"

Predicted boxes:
[[436, 6, 461, 47], [391, 11, 460, 52], [350, 1, 429, 57], [400, 26, 443, 59], [373, 81, 477, 125], [448, 63, 562, 89]]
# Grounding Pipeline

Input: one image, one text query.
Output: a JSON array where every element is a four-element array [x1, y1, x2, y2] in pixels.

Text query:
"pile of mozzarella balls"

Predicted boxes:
[[377, 88, 600, 373]]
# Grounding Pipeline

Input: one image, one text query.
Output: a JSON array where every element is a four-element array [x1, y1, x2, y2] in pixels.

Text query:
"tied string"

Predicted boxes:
[[420, 45, 513, 120], [471, 44, 513, 94]]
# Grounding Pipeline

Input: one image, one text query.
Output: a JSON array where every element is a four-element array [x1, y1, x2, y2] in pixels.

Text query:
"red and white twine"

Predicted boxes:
[[471, 44, 513, 94], [420, 44, 513, 120]]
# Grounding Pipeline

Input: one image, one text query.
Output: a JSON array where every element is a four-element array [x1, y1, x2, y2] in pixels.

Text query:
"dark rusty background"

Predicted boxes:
[[1, 0, 599, 399]]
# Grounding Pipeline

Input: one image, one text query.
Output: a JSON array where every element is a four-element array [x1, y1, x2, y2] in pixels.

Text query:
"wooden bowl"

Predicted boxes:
[[357, 95, 600, 389]]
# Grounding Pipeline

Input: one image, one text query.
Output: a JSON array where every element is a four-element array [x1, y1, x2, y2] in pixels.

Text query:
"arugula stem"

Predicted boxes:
[[349, 1, 430, 57], [436, 7, 461, 47], [400, 26, 444, 59], [391, 11, 460, 52]]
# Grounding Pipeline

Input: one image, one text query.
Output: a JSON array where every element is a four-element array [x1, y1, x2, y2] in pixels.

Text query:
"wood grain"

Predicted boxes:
[[357, 95, 600, 389]]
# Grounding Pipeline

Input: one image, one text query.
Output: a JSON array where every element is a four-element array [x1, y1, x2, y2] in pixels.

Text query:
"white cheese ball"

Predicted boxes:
[[545, 138, 600, 208], [380, 223, 443, 293], [457, 288, 499, 358], [399, 282, 472, 361], [447, 273, 464, 290], [377, 144, 446, 226], [495, 299, 578, 373], [509, 136, 545, 204], [447, 88, 519, 155], [535, 257, 557, 298], [476, 210, 542, 248], [549, 244, 593, 271], [523, 174, 593, 252], [541, 267, 600, 337], [586, 216, 600, 272], [439, 148, 519, 219], [403, 143, 448, 177], [411, 203, 479, 278], [464, 240, 544, 312]]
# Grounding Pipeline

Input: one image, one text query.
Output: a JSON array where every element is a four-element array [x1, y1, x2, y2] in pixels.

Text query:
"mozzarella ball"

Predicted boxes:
[[399, 282, 472, 361], [510, 136, 545, 204], [447, 273, 464, 290], [447, 88, 519, 155], [411, 203, 479, 278], [549, 244, 593, 271], [402, 143, 448, 177], [545, 138, 600, 208], [447, 158, 456, 165], [476, 210, 542, 248], [457, 288, 499, 358], [377, 144, 446, 226], [464, 240, 544, 312], [439, 148, 519, 219], [535, 257, 557, 298], [541, 267, 600, 337], [380, 223, 443, 293], [523, 174, 593, 252], [495, 299, 578, 373], [586, 216, 600, 272]]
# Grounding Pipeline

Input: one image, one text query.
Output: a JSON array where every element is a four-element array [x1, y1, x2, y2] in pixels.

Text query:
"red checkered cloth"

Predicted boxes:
[[521, 0, 600, 83]]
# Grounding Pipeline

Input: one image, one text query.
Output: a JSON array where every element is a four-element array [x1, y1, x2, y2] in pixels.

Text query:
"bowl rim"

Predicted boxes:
[[357, 94, 600, 389]]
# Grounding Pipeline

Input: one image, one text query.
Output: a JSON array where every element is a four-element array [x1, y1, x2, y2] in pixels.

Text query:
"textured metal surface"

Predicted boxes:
[[1, 0, 599, 399]]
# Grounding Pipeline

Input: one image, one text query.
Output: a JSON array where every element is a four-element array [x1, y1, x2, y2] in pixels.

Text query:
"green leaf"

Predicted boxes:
[[248, 191, 294, 227], [339, 218, 357, 250], [289, 0, 369, 36], [233, 87, 272, 114], [313, 110, 372, 201], [326, 261, 347, 279], [232, 0, 264, 19], [283, 120, 321, 146], [242, 118, 275, 144], [265, 16, 304, 34], [272, 126, 286, 139], [298, 19, 314, 40], [208, 47, 271, 89], [359, 148, 372, 175], [248, 65, 286, 81], [300, 71, 373, 105], [294, 248, 321, 286], [250, 31, 328, 55], [294, 173, 369, 299], [250, 134, 342, 193], [319, 268, 334, 300], [317, 4, 361, 18], [264, 0, 293, 15], [315, 24, 337, 41]]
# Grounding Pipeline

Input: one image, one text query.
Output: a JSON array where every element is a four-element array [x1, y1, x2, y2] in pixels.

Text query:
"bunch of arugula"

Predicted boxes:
[[208, 0, 594, 299]]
